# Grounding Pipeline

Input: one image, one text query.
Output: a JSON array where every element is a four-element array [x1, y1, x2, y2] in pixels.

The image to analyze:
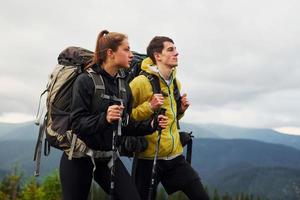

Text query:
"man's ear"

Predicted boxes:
[[154, 52, 161, 62]]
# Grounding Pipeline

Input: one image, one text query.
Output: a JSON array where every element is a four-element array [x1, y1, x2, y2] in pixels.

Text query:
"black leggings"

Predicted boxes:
[[182, 179, 210, 200], [134, 156, 210, 200], [60, 153, 141, 200]]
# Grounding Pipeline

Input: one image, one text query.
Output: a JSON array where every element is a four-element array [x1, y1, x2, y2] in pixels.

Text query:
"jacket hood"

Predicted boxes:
[[141, 57, 177, 80]]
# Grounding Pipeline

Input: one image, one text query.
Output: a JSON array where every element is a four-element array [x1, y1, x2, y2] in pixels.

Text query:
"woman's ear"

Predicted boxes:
[[107, 49, 114, 58]]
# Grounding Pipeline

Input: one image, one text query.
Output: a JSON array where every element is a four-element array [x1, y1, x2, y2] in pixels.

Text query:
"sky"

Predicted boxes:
[[0, 0, 300, 135]]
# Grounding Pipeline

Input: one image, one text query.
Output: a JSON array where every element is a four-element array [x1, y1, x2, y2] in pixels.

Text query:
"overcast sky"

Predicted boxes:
[[0, 0, 299, 134]]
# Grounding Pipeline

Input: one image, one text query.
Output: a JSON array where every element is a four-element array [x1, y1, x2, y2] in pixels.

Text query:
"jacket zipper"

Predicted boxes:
[[159, 75, 176, 157], [167, 85, 176, 157]]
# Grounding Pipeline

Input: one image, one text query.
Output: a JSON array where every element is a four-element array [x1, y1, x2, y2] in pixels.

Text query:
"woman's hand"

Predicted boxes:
[[158, 115, 168, 129], [106, 104, 124, 123], [151, 115, 168, 130]]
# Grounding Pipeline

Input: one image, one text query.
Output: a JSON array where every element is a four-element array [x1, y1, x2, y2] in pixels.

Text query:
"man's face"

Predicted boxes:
[[156, 41, 179, 68]]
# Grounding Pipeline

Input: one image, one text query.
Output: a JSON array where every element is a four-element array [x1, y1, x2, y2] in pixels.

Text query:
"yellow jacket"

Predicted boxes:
[[129, 57, 184, 159]]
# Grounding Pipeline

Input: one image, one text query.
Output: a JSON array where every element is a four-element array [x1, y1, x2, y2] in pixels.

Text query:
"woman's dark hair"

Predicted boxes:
[[146, 36, 174, 64], [86, 30, 127, 69]]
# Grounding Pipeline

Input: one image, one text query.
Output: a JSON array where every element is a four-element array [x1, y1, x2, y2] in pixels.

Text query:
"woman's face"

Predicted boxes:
[[113, 39, 133, 69]]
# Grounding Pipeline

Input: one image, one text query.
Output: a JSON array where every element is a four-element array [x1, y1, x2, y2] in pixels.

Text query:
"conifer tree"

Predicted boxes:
[[222, 192, 231, 200], [21, 177, 43, 200], [40, 170, 61, 200], [0, 191, 8, 200], [212, 188, 220, 200], [0, 165, 22, 200]]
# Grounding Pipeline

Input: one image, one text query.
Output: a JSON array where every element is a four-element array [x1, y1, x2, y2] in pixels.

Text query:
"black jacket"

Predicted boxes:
[[70, 64, 155, 151]]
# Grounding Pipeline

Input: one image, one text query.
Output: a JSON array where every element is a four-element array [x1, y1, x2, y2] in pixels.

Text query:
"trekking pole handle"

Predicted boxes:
[[117, 102, 124, 136], [158, 108, 166, 115]]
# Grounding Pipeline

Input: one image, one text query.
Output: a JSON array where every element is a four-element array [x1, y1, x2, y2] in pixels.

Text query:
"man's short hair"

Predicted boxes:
[[147, 36, 174, 64]]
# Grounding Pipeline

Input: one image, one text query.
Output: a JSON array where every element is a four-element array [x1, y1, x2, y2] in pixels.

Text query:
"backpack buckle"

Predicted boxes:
[[147, 75, 154, 81]]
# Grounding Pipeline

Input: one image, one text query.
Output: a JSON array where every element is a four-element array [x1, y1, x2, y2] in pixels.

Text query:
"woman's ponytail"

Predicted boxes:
[[85, 29, 127, 70]]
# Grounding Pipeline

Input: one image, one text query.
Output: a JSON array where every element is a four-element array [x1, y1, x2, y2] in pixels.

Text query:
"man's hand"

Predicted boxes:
[[180, 93, 190, 113], [106, 104, 124, 123], [149, 93, 164, 110]]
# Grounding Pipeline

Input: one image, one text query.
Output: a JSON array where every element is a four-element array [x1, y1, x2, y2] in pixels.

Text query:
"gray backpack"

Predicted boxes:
[[33, 47, 127, 176]]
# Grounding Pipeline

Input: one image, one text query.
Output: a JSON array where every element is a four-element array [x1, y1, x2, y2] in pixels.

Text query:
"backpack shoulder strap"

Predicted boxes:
[[140, 71, 161, 94], [173, 78, 182, 114], [140, 71, 182, 128], [173, 78, 182, 129], [87, 68, 128, 111], [140, 71, 181, 114], [86, 68, 110, 111], [86, 68, 105, 98]]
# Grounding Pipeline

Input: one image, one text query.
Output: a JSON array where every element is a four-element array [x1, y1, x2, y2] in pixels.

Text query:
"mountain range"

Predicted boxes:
[[0, 121, 300, 199], [2, 121, 300, 150], [180, 122, 300, 150]]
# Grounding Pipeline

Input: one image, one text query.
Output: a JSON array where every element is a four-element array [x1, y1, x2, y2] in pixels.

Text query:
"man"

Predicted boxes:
[[130, 36, 209, 200]]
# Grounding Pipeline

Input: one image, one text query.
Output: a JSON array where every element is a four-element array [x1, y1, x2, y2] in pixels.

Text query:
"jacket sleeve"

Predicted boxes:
[[121, 83, 156, 136], [70, 73, 111, 136], [129, 75, 154, 121], [122, 117, 156, 136]]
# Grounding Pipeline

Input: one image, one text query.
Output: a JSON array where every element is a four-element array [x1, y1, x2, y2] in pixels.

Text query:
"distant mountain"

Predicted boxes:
[[180, 122, 219, 138], [2, 121, 300, 151], [181, 122, 300, 150], [0, 121, 34, 138], [192, 138, 300, 178], [211, 167, 300, 200], [0, 140, 61, 179], [190, 138, 300, 200], [0, 123, 37, 141], [3, 137, 300, 178]]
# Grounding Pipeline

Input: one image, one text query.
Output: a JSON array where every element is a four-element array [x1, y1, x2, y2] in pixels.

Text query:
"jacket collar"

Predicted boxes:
[[141, 57, 177, 82], [92, 63, 123, 80]]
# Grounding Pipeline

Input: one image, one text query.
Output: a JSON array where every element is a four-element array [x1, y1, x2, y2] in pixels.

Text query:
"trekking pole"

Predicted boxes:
[[148, 108, 166, 200], [186, 131, 193, 164], [109, 102, 123, 200], [109, 127, 117, 200]]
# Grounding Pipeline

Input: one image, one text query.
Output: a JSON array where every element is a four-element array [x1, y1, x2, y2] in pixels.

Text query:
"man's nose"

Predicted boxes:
[[174, 50, 179, 56]]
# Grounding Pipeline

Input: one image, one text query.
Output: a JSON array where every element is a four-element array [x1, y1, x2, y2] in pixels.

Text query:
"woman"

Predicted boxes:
[[59, 30, 168, 200]]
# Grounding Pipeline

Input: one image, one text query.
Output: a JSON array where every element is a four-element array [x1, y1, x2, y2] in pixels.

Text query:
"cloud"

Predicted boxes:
[[0, 0, 300, 130], [274, 127, 300, 136], [0, 112, 34, 123]]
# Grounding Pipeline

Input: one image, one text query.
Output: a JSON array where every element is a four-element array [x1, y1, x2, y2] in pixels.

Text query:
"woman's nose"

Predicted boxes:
[[129, 51, 134, 58]]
